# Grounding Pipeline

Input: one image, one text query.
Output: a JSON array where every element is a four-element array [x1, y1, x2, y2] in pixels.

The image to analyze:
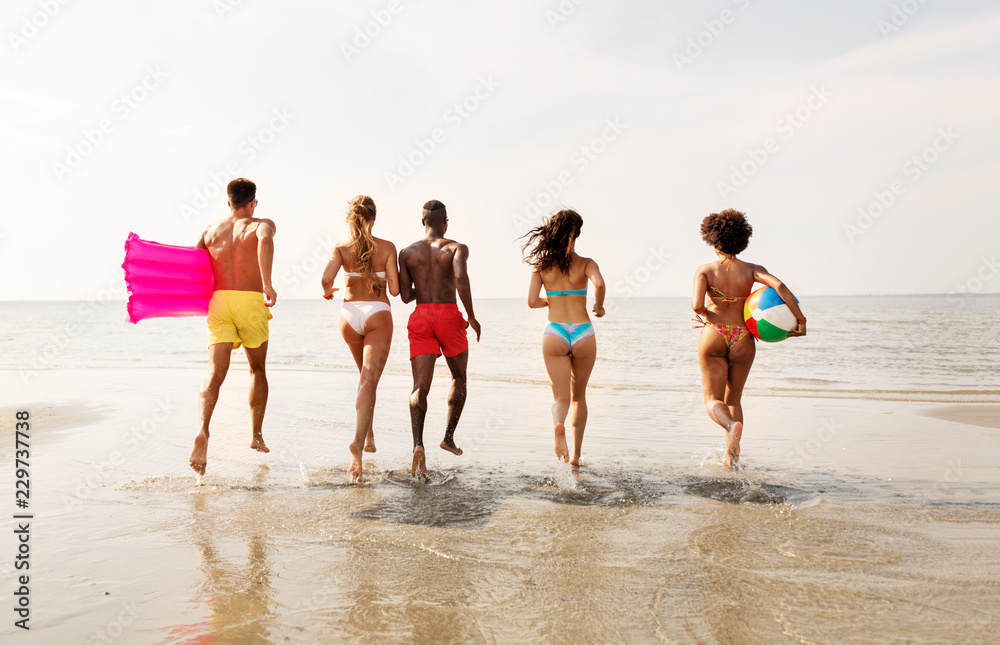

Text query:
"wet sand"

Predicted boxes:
[[922, 404, 1000, 429], [2, 366, 999, 643]]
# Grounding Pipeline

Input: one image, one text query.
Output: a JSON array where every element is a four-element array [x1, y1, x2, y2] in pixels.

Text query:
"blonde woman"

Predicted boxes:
[[321, 196, 399, 481]]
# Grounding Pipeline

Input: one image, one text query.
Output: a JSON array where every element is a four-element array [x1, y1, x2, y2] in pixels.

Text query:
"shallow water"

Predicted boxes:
[[2, 296, 1000, 642]]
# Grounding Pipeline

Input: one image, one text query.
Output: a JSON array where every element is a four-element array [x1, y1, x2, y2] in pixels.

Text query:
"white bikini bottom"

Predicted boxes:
[[341, 301, 391, 336]]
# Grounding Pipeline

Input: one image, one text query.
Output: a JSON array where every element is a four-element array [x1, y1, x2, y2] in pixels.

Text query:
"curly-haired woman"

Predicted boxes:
[[321, 195, 399, 481], [523, 210, 606, 468], [692, 209, 806, 469]]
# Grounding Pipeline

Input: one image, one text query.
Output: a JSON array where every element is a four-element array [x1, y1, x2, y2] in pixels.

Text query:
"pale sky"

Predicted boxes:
[[2, 0, 998, 301]]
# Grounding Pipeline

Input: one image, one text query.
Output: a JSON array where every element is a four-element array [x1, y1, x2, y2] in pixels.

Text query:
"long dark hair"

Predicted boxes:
[[521, 210, 583, 273]]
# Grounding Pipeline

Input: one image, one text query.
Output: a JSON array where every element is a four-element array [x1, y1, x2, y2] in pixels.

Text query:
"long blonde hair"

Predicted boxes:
[[346, 195, 384, 296]]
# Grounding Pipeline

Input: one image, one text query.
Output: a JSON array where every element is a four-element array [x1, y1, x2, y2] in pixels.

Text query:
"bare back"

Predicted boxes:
[[335, 237, 397, 303], [200, 216, 275, 292], [401, 237, 464, 304], [695, 258, 757, 326], [539, 254, 594, 324]]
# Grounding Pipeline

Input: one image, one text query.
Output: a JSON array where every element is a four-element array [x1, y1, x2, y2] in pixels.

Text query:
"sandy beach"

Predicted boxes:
[[3, 361, 999, 644]]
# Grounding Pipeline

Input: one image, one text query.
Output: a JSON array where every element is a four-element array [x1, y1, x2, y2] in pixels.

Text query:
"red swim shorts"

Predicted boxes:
[[407, 303, 469, 359]]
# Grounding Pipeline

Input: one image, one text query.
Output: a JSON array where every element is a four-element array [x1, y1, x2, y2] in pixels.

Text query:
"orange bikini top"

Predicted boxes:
[[708, 286, 746, 303]]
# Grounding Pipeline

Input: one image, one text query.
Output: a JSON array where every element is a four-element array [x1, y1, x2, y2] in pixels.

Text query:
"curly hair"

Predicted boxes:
[[345, 195, 384, 296], [521, 209, 583, 273], [700, 208, 752, 256]]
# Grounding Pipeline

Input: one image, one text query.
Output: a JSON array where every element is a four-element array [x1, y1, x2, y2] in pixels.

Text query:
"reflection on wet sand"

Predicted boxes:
[[125, 463, 1000, 643], [182, 466, 276, 644]]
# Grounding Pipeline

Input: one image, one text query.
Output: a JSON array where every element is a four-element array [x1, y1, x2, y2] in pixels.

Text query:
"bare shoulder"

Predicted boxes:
[[448, 240, 468, 256], [253, 218, 276, 235], [375, 236, 397, 253], [400, 239, 424, 256]]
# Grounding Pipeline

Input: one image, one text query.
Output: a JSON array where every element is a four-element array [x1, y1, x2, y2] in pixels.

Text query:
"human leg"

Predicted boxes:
[[566, 335, 597, 468], [243, 341, 270, 454], [441, 349, 469, 455], [348, 311, 392, 481], [190, 342, 233, 475], [542, 334, 573, 462], [697, 328, 741, 467], [409, 353, 437, 477], [340, 314, 376, 452], [722, 335, 755, 468]]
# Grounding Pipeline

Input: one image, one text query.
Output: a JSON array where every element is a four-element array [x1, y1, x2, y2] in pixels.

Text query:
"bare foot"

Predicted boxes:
[[440, 438, 463, 455], [569, 455, 581, 470], [189, 433, 208, 476], [250, 436, 270, 453], [348, 442, 363, 483], [411, 446, 427, 479], [554, 423, 570, 462], [364, 429, 376, 453], [725, 422, 743, 470]]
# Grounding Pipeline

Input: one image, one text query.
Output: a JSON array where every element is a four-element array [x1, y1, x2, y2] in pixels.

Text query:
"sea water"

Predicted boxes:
[[1, 296, 998, 643]]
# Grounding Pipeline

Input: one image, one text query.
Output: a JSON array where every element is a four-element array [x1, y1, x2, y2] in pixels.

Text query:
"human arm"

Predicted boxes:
[[195, 230, 207, 250], [384, 242, 400, 298], [256, 221, 276, 306], [453, 244, 481, 341], [527, 271, 548, 309], [398, 247, 415, 304], [753, 264, 806, 336], [691, 268, 710, 317], [320, 245, 342, 300], [586, 259, 606, 318]]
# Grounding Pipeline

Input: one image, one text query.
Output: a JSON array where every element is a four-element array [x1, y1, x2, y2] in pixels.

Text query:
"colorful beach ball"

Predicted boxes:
[[744, 287, 799, 342]]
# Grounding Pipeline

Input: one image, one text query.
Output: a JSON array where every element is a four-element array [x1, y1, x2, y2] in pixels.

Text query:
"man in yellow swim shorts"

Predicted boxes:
[[188, 178, 277, 475]]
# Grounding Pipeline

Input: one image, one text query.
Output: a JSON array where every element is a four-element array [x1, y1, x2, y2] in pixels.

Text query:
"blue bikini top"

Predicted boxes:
[[545, 287, 587, 296]]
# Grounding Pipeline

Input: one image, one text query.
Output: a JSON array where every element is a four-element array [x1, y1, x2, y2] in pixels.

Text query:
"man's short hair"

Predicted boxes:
[[227, 178, 256, 209], [422, 199, 446, 223]]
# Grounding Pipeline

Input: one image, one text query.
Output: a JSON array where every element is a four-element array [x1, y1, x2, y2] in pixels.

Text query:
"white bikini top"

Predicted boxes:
[[344, 271, 387, 278]]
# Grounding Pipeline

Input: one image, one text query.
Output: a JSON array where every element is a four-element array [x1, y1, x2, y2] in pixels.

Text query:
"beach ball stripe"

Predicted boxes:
[[744, 286, 799, 343]]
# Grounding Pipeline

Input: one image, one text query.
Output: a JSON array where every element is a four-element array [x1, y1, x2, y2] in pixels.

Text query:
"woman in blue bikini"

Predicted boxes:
[[321, 195, 399, 481], [692, 209, 806, 469], [523, 210, 606, 468]]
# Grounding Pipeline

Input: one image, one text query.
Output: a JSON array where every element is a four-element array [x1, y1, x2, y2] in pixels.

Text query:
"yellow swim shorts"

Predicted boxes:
[[206, 290, 273, 349]]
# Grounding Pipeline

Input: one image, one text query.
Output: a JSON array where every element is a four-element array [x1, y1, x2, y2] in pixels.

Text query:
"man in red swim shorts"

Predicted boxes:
[[398, 200, 482, 478]]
